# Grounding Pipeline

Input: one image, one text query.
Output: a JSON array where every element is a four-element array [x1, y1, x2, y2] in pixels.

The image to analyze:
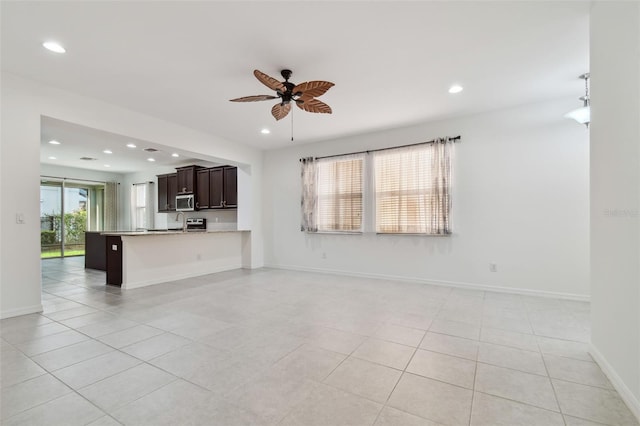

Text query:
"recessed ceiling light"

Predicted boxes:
[[172, 153, 179, 158], [126, 143, 136, 148], [147, 158, 155, 162], [103, 149, 112, 154], [48, 156, 56, 160], [261, 128, 271, 135], [42, 41, 66, 53], [48, 140, 61, 145], [104, 164, 111, 168], [448, 84, 463, 94]]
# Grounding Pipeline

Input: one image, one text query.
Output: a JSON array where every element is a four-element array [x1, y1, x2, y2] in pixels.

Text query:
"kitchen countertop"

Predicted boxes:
[[101, 229, 242, 236]]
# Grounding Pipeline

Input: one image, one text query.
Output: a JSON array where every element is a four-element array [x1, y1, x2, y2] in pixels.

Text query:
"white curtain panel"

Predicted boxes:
[[300, 157, 318, 232], [104, 181, 118, 231]]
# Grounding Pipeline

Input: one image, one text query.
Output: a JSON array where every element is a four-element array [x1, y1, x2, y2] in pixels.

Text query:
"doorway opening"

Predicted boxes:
[[40, 177, 106, 258]]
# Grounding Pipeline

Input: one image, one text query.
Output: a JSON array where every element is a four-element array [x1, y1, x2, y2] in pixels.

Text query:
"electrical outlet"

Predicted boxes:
[[15, 213, 25, 224], [321, 252, 327, 259], [489, 263, 498, 272], [197, 253, 202, 261]]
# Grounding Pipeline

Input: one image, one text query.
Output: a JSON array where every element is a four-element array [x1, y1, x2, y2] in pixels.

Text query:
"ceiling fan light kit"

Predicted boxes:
[[230, 69, 334, 121], [565, 72, 590, 127]]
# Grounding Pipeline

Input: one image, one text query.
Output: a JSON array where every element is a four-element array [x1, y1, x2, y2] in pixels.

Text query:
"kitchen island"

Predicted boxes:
[[101, 230, 244, 289]]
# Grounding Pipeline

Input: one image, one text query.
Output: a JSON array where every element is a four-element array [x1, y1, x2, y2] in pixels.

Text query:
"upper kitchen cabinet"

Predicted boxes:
[[223, 166, 237, 207], [176, 165, 201, 194], [209, 166, 237, 209], [157, 173, 177, 212], [196, 169, 210, 209]]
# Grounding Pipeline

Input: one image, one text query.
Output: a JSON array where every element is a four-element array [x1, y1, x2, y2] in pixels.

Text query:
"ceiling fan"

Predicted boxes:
[[230, 69, 334, 121]]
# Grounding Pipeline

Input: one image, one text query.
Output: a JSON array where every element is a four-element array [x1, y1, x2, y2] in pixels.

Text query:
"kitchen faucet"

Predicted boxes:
[[176, 212, 187, 232]]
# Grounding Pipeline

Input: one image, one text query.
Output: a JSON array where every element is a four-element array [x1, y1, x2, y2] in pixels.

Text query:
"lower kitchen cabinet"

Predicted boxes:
[[106, 236, 122, 286], [85, 232, 106, 271]]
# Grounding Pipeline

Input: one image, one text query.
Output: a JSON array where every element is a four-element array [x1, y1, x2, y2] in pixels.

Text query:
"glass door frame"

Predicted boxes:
[[40, 176, 106, 258]]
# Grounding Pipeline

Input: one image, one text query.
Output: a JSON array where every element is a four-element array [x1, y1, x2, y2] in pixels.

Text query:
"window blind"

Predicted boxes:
[[374, 143, 451, 234], [316, 155, 364, 232], [130, 182, 154, 230]]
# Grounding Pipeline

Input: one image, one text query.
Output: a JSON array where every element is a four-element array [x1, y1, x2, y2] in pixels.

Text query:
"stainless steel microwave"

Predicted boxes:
[[175, 194, 195, 211]]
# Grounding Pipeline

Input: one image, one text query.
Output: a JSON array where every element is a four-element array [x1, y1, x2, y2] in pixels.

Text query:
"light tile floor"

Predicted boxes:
[[0, 257, 638, 425]]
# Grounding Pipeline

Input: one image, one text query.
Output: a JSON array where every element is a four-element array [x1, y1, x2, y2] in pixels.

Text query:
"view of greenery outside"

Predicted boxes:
[[41, 208, 87, 258]]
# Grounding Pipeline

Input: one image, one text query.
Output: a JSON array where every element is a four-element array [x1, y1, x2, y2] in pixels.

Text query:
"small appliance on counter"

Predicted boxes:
[[186, 218, 207, 231]]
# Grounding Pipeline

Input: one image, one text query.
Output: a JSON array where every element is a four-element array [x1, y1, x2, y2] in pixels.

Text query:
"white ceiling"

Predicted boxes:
[[2, 1, 589, 167], [40, 117, 220, 174]]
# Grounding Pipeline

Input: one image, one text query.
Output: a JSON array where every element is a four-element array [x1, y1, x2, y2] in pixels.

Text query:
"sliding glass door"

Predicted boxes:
[[40, 181, 63, 258], [40, 178, 105, 258]]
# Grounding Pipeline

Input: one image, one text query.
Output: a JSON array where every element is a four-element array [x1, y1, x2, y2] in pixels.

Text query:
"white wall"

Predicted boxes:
[[0, 73, 264, 319], [263, 98, 590, 298], [589, 1, 640, 419]]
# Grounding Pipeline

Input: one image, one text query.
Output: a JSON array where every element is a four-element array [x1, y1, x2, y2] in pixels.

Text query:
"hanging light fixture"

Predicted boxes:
[[564, 73, 590, 127]]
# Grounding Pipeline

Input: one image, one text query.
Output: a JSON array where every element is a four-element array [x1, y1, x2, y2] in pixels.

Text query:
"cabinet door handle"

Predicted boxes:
[[195, 202, 199, 209]]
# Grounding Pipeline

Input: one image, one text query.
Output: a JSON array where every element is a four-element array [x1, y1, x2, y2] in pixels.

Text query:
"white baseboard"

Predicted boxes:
[[123, 262, 242, 290], [263, 263, 590, 302], [589, 343, 640, 423], [0, 304, 43, 319]]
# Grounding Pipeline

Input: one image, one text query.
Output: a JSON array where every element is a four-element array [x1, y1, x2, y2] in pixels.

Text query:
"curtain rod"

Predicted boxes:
[[300, 136, 461, 162], [40, 175, 110, 184]]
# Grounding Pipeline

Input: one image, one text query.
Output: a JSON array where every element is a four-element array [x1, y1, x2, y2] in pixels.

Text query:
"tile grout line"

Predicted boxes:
[[3, 261, 612, 425], [371, 295, 445, 426]]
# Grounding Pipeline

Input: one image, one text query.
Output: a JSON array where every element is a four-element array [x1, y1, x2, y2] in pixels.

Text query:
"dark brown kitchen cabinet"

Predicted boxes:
[[209, 166, 237, 209], [196, 169, 210, 209], [176, 166, 199, 194], [209, 167, 224, 208], [106, 236, 122, 287], [223, 166, 237, 207], [157, 173, 177, 212]]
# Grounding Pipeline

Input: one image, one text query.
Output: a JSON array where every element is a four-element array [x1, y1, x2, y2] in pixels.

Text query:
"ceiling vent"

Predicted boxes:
[[143, 148, 159, 152], [79, 157, 98, 161]]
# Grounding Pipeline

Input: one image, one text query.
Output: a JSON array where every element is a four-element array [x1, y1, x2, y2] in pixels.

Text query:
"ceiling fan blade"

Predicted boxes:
[[296, 97, 332, 114], [229, 95, 278, 102], [271, 103, 291, 121], [254, 70, 286, 92], [293, 81, 334, 98]]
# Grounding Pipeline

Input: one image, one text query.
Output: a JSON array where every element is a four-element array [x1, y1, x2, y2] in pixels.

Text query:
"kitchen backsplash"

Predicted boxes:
[[163, 209, 237, 231]]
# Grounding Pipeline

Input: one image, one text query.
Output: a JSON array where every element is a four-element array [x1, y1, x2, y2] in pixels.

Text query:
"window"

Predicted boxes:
[[374, 143, 451, 234], [301, 138, 454, 235], [316, 155, 364, 232], [130, 182, 154, 230]]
